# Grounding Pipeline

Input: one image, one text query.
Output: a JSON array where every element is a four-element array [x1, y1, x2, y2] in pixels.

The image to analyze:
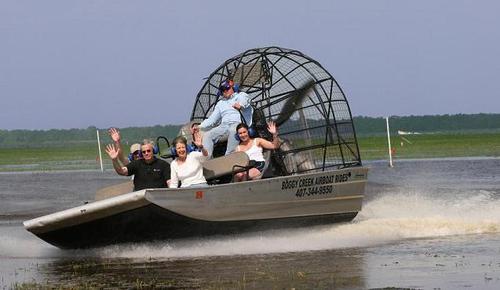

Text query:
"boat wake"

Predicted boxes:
[[3, 189, 499, 259], [356, 189, 500, 239], [93, 189, 500, 259]]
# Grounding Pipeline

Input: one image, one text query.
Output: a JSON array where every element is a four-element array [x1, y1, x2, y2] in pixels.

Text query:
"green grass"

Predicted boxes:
[[358, 132, 500, 160], [0, 144, 109, 171], [0, 132, 498, 171], [1, 144, 98, 163]]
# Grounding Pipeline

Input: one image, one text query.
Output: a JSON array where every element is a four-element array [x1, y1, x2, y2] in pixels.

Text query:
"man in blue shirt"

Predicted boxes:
[[194, 79, 252, 157]]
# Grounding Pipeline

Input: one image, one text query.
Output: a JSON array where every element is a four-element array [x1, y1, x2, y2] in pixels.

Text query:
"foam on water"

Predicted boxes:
[[0, 226, 59, 258], [3, 188, 499, 260], [356, 189, 500, 238], [91, 189, 500, 259]]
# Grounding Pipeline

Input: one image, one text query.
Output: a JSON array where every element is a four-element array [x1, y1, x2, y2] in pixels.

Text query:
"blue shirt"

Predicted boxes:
[[200, 92, 252, 129]]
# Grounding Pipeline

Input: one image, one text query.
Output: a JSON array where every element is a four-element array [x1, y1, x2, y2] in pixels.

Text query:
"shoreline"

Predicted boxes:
[[1, 155, 499, 173]]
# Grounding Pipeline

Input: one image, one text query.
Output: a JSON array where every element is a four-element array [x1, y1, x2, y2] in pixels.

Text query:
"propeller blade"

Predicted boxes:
[[274, 79, 315, 126]]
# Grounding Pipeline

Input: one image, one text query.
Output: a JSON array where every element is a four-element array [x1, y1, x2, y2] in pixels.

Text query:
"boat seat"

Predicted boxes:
[[249, 150, 272, 180], [95, 181, 133, 200], [233, 150, 271, 180], [224, 150, 273, 182], [202, 151, 249, 181]]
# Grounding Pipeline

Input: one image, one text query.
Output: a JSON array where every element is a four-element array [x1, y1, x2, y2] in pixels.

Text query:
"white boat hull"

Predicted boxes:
[[24, 167, 368, 249]]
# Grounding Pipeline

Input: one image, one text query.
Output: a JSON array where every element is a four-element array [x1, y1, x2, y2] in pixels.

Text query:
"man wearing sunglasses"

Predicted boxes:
[[193, 79, 252, 157], [106, 140, 170, 191]]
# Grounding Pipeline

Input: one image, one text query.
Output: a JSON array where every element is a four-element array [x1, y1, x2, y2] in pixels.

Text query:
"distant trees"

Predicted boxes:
[[0, 125, 181, 148], [1, 113, 499, 148], [353, 113, 500, 136]]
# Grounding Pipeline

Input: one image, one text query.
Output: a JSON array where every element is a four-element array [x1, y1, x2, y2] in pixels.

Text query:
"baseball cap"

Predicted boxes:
[[130, 143, 141, 154]]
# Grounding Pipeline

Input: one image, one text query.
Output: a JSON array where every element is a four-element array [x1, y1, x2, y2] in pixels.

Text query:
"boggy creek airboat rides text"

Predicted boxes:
[[23, 46, 369, 249]]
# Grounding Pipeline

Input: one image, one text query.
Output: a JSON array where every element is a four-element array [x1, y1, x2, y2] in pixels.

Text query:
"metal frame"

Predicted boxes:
[[191, 47, 362, 174]]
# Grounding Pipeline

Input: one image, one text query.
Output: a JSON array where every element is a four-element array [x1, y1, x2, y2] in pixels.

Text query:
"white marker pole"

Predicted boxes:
[[385, 117, 394, 167], [96, 129, 104, 172]]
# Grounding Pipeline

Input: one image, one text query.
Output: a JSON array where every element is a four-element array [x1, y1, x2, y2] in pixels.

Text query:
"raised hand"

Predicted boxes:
[[108, 127, 121, 143], [105, 144, 120, 160], [193, 131, 203, 148], [267, 121, 278, 135], [190, 124, 200, 135]]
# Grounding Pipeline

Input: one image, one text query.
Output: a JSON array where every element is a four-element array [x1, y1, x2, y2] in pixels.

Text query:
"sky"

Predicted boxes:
[[1, 0, 499, 130]]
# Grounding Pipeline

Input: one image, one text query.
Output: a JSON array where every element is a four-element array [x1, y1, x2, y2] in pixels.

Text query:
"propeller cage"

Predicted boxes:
[[191, 46, 362, 174]]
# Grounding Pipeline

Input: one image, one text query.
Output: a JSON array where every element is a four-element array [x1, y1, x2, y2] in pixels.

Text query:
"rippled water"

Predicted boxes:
[[0, 158, 499, 289]]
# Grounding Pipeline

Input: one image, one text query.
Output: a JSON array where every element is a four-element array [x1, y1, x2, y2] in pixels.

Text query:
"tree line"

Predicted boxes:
[[353, 113, 500, 136], [0, 113, 499, 148], [0, 125, 182, 148]]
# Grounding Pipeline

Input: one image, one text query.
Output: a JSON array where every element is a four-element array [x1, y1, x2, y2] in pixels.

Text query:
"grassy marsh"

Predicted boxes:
[[0, 132, 498, 172]]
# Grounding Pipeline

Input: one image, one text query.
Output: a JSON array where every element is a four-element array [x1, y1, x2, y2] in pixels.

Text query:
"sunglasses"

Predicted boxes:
[[142, 149, 152, 154], [219, 84, 231, 92]]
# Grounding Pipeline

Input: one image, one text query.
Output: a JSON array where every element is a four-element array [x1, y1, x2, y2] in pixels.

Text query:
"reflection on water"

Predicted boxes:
[[38, 249, 365, 289]]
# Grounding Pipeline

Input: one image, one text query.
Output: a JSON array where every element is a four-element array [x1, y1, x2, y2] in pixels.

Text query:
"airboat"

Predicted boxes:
[[24, 47, 368, 249]]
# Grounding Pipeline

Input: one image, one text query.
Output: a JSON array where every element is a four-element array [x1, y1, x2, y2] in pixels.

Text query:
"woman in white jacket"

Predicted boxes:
[[169, 131, 209, 188]]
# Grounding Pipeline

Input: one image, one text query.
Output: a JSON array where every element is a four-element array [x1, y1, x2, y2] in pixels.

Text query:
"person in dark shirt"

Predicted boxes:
[[105, 140, 170, 191]]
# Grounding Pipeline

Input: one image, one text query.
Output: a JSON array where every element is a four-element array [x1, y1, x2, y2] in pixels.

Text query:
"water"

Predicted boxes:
[[0, 158, 499, 289]]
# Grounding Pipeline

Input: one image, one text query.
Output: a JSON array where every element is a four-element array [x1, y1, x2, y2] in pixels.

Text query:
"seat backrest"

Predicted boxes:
[[202, 151, 249, 180], [253, 150, 272, 180], [95, 181, 134, 200]]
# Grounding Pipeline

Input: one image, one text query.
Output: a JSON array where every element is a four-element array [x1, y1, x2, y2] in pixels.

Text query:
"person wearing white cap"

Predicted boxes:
[[128, 143, 142, 163], [108, 127, 142, 165]]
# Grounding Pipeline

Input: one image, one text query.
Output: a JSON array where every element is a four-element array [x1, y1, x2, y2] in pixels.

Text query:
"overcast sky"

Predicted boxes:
[[1, 0, 499, 130]]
